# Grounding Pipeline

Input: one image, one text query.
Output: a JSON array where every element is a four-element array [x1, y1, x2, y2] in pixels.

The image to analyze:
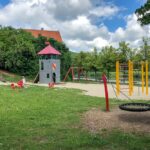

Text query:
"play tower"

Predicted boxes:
[[38, 44, 61, 84]]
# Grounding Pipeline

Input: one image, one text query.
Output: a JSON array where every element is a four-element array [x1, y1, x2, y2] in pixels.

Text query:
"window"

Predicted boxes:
[[47, 74, 50, 78], [51, 55, 57, 59], [41, 61, 44, 70]]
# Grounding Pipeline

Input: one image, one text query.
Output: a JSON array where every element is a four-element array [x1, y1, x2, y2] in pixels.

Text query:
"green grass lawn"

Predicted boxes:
[[0, 86, 149, 150]]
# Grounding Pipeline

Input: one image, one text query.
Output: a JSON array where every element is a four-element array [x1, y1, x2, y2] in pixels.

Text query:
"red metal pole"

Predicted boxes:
[[102, 74, 109, 112]]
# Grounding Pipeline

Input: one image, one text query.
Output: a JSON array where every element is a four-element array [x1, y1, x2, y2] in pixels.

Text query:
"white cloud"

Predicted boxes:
[[50, 0, 92, 21], [90, 5, 119, 18], [111, 14, 149, 48], [0, 0, 149, 51], [62, 16, 110, 41], [87, 37, 109, 48]]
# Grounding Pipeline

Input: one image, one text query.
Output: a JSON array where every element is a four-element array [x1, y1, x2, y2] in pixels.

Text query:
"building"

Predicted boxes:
[[38, 44, 61, 84], [25, 29, 63, 42]]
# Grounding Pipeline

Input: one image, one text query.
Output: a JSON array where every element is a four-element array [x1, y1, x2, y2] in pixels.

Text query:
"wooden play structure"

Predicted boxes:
[[63, 67, 87, 81]]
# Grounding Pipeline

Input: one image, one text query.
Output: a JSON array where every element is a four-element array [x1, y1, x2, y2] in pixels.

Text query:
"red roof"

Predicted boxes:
[[38, 45, 61, 55], [25, 29, 63, 42]]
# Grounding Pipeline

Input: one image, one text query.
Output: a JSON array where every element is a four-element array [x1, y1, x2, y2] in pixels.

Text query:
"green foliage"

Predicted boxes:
[[99, 46, 117, 79], [0, 26, 37, 76], [117, 41, 133, 62], [100, 46, 117, 71], [72, 39, 150, 80], [0, 26, 72, 79], [33, 35, 47, 53], [73, 51, 87, 67], [135, 0, 150, 25]]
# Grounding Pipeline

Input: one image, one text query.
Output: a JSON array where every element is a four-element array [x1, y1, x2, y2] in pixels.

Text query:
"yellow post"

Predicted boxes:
[[146, 60, 148, 95], [131, 61, 134, 94], [116, 61, 120, 95], [141, 61, 144, 93], [128, 60, 132, 96]]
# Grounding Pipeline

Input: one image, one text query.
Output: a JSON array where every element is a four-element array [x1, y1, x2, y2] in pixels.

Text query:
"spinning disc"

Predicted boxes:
[[119, 103, 150, 112]]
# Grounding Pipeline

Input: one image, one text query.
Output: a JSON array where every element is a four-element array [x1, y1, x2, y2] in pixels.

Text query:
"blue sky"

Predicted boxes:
[[0, 0, 144, 31], [0, 0, 10, 7], [104, 0, 142, 31], [0, 0, 149, 51]]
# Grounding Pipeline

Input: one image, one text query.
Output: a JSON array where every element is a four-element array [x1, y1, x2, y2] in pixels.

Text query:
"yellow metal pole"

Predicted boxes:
[[141, 61, 144, 94], [131, 61, 134, 94], [128, 60, 132, 96], [146, 60, 148, 95], [116, 61, 120, 95]]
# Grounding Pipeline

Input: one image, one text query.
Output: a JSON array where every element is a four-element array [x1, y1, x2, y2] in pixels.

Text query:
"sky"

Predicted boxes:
[[0, 0, 149, 52]]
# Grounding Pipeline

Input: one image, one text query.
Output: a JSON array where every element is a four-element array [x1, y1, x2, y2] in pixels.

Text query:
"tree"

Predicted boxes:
[[117, 41, 133, 62], [99, 46, 117, 80], [74, 51, 87, 67], [89, 47, 99, 80], [0, 26, 37, 76], [135, 0, 150, 25], [134, 37, 150, 61], [33, 35, 47, 53]]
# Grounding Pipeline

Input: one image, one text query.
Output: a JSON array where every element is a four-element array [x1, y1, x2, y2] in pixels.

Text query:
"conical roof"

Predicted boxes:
[[38, 45, 61, 55]]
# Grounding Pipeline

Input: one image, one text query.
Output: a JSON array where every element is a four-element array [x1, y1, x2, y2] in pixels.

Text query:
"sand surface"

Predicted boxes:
[[1, 81, 150, 100], [55, 82, 150, 100]]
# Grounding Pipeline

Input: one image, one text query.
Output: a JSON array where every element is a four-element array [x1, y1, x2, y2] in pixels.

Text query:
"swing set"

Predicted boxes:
[[63, 67, 87, 82], [63, 66, 102, 82]]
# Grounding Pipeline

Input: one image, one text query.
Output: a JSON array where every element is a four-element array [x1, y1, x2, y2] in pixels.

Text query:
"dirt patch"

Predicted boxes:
[[0, 69, 16, 77], [82, 108, 150, 133], [32, 136, 49, 144]]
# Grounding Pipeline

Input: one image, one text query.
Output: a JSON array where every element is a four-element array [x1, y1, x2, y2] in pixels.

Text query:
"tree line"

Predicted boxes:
[[0, 27, 150, 81], [72, 38, 150, 79]]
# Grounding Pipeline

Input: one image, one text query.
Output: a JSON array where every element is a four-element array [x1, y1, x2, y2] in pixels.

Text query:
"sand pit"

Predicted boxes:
[[55, 82, 150, 100], [2, 81, 150, 100], [82, 108, 150, 133]]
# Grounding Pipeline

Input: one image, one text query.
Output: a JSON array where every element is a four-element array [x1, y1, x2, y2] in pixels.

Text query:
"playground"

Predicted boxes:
[[0, 1, 150, 148], [0, 57, 150, 149]]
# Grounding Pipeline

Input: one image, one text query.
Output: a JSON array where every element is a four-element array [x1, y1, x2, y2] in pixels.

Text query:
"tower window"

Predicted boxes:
[[47, 74, 50, 78], [41, 61, 44, 70]]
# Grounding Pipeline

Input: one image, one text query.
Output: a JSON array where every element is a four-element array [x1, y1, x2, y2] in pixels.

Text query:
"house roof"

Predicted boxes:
[[38, 45, 61, 55], [25, 29, 63, 42]]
